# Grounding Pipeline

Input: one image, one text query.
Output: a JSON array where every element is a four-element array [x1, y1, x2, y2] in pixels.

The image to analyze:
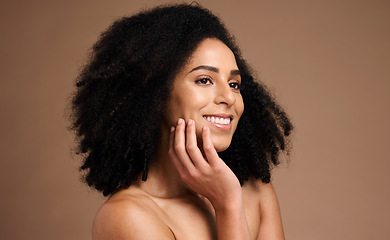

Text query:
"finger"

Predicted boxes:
[[185, 119, 208, 169], [202, 126, 220, 165], [168, 126, 184, 172], [174, 118, 196, 171]]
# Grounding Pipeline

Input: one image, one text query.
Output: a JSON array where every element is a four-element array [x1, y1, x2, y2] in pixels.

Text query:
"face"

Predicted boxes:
[[163, 38, 244, 152]]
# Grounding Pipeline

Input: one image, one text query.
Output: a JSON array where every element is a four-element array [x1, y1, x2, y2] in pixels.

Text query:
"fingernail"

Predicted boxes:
[[202, 126, 207, 131], [188, 119, 193, 126], [178, 118, 183, 124], [171, 126, 175, 132]]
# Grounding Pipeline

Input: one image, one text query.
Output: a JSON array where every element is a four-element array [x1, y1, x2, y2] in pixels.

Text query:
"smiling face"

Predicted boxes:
[[163, 38, 244, 152]]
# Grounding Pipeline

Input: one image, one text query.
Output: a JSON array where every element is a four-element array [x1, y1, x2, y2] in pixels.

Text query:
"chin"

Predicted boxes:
[[195, 129, 233, 152], [214, 145, 229, 152], [212, 138, 232, 152]]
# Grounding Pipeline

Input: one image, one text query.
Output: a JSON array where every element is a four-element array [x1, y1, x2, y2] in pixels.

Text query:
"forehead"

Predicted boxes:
[[184, 38, 238, 71]]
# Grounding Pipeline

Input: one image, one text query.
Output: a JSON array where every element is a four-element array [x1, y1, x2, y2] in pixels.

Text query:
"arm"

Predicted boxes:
[[168, 118, 251, 240], [214, 196, 251, 240], [256, 182, 285, 240]]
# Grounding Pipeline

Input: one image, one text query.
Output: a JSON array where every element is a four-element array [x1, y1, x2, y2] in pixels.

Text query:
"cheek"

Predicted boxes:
[[236, 95, 244, 119], [164, 93, 204, 125], [175, 89, 209, 118], [163, 95, 182, 126]]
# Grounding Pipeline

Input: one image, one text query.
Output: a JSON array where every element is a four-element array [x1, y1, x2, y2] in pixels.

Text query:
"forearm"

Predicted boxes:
[[214, 197, 251, 240], [169, 121, 251, 239]]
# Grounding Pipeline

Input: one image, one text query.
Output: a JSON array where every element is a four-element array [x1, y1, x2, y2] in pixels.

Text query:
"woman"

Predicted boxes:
[[71, 3, 292, 240]]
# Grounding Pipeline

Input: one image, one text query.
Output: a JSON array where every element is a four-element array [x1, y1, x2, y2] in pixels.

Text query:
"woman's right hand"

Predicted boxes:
[[169, 118, 252, 240], [168, 118, 242, 211]]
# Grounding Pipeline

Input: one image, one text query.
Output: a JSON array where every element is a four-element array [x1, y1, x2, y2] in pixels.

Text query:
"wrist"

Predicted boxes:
[[211, 190, 244, 212]]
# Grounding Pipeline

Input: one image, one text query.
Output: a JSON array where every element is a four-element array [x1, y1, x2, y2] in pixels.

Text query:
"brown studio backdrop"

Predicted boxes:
[[0, 0, 389, 239]]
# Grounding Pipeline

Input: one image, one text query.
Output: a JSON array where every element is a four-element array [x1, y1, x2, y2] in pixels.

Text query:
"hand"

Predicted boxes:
[[168, 118, 242, 210]]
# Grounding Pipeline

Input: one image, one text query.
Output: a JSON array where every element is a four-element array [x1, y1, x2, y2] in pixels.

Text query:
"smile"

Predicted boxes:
[[202, 115, 232, 125]]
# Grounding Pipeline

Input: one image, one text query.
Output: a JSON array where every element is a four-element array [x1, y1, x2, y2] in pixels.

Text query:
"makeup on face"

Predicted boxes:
[[163, 38, 244, 152]]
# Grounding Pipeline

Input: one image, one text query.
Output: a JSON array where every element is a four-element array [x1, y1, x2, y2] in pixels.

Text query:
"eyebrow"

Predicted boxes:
[[189, 65, 240, 76]]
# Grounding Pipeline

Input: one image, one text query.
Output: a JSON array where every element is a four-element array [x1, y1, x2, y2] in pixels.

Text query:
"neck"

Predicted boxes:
[[136, 126, 194, 199]]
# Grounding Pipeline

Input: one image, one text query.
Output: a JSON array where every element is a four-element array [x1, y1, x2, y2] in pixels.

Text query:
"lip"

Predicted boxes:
[[202, 114, 233, 130]]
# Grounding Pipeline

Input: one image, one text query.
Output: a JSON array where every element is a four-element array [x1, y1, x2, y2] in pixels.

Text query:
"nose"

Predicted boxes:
[[214, 83, 235, 106]]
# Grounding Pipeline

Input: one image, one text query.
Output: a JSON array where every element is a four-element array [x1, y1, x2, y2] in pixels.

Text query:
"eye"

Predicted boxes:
[[229, 82, 241, 90], [195, 77, 212, 85]]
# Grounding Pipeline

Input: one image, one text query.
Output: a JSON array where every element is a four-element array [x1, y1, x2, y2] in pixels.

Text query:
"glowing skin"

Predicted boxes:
[[94, 38, 285, 240], [163, 38, 244, 152]]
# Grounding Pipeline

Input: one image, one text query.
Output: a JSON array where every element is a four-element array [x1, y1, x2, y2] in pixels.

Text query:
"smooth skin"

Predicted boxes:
[[169, 119, 251, 240], [92, 39, 285, 240]]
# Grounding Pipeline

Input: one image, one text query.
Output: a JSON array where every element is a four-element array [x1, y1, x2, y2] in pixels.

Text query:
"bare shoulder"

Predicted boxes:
[[243, 180, 285, 240], [92, 189, 175, 240], [242, 180, 282, 220], [242, 179, 278, 201]]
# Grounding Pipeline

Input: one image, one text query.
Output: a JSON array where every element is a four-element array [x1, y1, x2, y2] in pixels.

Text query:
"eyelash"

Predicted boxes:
[[195, 77, 241, 90], [229, 82, 241, 90], [195, 77, 212, 85]]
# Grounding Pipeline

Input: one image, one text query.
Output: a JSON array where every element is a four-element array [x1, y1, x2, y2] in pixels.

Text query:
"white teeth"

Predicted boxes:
[[203, 116, 231, 125]]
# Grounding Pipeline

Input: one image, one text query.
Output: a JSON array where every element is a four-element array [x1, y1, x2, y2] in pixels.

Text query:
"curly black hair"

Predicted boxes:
[[70, 3, 293, 196]]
